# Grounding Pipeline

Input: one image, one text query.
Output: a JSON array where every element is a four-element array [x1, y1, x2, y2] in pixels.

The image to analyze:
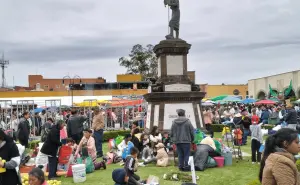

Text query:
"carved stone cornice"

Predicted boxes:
[[143, 91, 206, 102], [153, 39, 191, 57]]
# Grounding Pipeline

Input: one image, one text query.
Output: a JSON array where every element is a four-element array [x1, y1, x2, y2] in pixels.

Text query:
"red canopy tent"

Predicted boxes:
[[255, 99, 276, 105], [112, 99, 143, 107], [105, 97, 144, 107]]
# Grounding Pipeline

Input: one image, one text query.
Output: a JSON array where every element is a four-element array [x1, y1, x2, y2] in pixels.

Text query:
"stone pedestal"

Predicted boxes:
[[143, 39, 206, 131]]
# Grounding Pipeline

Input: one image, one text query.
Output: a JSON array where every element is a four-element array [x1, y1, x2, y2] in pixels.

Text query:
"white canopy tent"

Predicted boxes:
[[0, 95, 112, 107]]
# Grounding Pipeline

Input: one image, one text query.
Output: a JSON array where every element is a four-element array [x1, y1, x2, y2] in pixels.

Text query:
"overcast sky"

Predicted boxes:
[[1, 0, 300, 86]]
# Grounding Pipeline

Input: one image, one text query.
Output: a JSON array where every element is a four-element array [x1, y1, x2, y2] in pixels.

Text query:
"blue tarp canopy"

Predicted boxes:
[[34, 108, 44, 113], [241, 98, 256, 104]]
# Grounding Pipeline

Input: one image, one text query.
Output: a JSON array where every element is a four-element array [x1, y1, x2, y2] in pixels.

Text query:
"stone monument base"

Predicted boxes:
[[144, 91, 205, 131]]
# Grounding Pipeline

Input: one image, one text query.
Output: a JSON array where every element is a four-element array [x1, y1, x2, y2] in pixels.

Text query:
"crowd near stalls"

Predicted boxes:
[[0, 96, 148, 184], [1, 95, 300, 185]]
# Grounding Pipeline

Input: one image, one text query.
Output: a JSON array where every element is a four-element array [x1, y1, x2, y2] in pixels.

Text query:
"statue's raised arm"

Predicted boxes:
[[164, 0, 180, 40]]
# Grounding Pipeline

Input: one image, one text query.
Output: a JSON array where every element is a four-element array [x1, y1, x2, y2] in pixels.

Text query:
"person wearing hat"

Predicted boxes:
[[40, 120, 65, 180], [141, 143, 169, 167], [241, 109, 251, 145], [170, 109, 195, 171], [75, 129, 97, 161]]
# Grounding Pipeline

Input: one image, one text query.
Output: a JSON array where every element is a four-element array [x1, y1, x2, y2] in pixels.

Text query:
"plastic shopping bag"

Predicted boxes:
[[115, 136, 124, 146], [146, 175, 159, 184], [85, 157, 95, 174], [194, 129, 204, 144], [259, 145, 264, 153]]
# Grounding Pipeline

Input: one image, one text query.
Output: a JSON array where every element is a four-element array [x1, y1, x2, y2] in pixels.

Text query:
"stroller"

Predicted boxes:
[[223, 122, 242, 160]]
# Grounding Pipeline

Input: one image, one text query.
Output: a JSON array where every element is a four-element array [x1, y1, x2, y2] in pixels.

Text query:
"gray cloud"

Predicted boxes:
[[0, 0, 300, 86]]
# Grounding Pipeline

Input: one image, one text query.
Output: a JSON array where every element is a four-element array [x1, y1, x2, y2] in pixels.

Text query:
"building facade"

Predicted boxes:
[[200, 84, 248, 99], [29, 75, 106, 91], [248, 70, 300, 99]]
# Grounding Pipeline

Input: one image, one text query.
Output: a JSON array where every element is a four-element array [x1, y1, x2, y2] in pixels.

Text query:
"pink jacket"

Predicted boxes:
[[75, 136, 97, 161], [60, 126, 68, 140], [203, 111, 213, 125]]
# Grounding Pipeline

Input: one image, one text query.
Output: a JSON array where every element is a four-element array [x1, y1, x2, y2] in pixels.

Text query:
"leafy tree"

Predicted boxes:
[[118, 44, 157, 79]]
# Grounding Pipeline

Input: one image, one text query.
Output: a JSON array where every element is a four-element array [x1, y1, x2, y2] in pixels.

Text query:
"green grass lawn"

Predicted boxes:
[[60, 133, 261, 185]]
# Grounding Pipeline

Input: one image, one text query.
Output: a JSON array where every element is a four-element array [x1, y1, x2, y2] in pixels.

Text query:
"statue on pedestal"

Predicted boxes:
[[164, 0, 180, 40]]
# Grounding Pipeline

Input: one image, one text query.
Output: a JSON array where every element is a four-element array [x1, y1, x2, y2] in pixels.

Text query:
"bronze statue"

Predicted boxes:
[[164, 0, 180, 39]]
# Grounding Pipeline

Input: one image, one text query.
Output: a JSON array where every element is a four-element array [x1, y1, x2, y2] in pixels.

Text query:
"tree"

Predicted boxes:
[[118, 44, 157, 80]]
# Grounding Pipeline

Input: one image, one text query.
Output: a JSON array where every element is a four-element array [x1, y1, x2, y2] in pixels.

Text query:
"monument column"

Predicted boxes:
[[144, 0, 206, 131], [143, 39, 206, 131]]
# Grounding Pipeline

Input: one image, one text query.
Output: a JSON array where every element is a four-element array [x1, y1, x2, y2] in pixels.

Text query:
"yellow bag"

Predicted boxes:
[[0, 157, 6, 173], [222, 126, 230, 136]]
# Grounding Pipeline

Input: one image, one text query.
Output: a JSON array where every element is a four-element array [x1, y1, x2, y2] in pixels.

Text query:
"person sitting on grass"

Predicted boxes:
[[75, 129, 97, 162], [131, 128, 142, 152], [140, 143, 169, 167], [162, 132, 172, 153], [124, 147, 146, 185], [140, 133, 152, 161], [117, 134, 133, 157], [29, 166, 48, 185]]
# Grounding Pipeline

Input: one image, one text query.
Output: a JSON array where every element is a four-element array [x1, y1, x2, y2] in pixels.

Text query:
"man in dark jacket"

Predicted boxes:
[[67, 110, 87, 144], [285, 106, 298, 130], [41, 120, 64, 180], [170, 109, 195, 171], [260, 106, 270, 124], [17, 111, 31, 148]]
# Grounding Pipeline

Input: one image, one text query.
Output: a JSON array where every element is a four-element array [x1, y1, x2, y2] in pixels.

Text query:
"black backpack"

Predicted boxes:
[[41, 127, 50, 142]]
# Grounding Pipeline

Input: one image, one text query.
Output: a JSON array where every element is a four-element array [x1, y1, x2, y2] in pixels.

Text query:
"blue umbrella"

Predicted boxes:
[[34, 108, 44, 113], [241, 98, 256, 104]]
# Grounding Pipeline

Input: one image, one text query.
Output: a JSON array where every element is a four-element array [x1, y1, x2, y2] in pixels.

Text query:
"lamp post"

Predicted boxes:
[[62, 75, 82, 106]]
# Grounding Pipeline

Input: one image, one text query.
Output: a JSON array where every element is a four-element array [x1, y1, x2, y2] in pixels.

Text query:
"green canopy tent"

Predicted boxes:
[[210, 95, 228, 102]]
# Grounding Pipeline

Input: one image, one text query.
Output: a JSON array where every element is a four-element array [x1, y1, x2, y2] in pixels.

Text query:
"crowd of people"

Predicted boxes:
[[112, 109, 195, 185], [0, 100, 300, 185], [203, 103, 300, 140]]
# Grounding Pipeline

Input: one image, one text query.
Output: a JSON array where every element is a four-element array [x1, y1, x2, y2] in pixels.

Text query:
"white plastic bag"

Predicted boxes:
[[273, 125, 281, 131], [146, 175, 159, 185]]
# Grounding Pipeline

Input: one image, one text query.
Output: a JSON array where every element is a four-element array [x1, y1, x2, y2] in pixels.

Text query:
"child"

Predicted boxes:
[[117, 134, 132, 157], [60, 125, 68, 144], [140, 133, 151, 161], [250, 121, 263, 164], [233, 125, 243, 146], [141, 143, 168, 167], [251, 109, 260, 124], [66, 138, 77, 153], [221, 126, 232, 142], [124, 147, 144, 185], [162, 132, 172, 153]]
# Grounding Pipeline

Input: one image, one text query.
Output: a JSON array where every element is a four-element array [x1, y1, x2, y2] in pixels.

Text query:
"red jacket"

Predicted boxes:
[[251, 115, 260, 124]]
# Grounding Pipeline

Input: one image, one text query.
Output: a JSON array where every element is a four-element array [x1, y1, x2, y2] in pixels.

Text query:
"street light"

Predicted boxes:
[[62, 75, 82, 106]]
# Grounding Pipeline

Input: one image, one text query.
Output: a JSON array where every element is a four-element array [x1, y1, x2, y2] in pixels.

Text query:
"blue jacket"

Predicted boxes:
[[260, 110, 270, 121]]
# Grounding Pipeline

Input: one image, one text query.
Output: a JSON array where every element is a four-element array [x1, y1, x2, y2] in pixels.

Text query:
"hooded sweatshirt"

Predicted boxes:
[[170, 117, 195, 144]]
